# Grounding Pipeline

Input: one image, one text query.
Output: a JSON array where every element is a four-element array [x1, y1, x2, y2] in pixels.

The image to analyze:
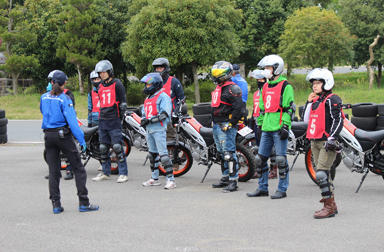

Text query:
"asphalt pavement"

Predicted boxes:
[[1, 135, 384, 251]]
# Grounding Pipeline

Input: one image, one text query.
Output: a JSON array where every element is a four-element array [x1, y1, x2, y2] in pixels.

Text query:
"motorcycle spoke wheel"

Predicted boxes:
[[236, 143, 256, 182], [159, 144, 193, 177], [305, 149, 318, 185]]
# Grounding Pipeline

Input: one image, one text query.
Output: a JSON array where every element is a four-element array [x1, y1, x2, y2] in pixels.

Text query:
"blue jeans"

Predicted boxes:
[[213, 123, 238, 180], [258, 131, 289, 192], [146, 130, 174, 181], [99, 124, 128, 176]]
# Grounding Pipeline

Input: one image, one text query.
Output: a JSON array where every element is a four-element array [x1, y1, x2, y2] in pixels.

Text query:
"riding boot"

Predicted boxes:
[[314, 198, 325, 214], [313, 197, 336, 219], [268, 164, 277, 179], [212, 176, 229, 188], [315, 196, 338, 215], [222, 180, 238, 193]]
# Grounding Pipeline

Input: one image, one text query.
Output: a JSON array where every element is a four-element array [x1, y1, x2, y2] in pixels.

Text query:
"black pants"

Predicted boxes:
[[44, 131, 89, 205]]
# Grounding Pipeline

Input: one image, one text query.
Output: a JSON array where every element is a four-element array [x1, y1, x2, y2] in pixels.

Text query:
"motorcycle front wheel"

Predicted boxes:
[[159, 143, 193, 177], [305, 148, 340, 185]]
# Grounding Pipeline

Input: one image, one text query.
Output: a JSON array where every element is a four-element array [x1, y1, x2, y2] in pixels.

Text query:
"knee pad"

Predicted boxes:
[[269, 155, 276, 166], [276, 155, 288, 178], [255, 154, 268, 173], [147, 152, 159, 171], [224, 151, 234, 161], [160, 154, 173, 175], [99, 144, 109, 163], [112, 143, 125, 162], [316, 170, 332, 198]]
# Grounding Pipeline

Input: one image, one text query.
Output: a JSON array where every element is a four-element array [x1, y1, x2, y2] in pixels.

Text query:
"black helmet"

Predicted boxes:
[[152, 58, 170, 77], [95, 60, 114, 77], [141, 72, 163, 95]]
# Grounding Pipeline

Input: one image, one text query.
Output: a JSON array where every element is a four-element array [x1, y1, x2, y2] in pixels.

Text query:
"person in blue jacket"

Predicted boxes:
[[231, 64, 248, 104], [140, 72, 176, 189], [40, 70, 99, 214]]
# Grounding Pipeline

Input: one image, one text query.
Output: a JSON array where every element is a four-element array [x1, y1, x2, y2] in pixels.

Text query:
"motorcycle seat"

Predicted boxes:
[[355, 128, 384, 144], [200, 127, 213, 138], [291, 121, 308, 138], [81, 125, 98, 141]]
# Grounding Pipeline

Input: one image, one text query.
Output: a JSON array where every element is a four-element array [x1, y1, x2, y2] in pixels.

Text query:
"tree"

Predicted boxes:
[[233, 0, 307, 71], [279, 6, 354, 71], [56, 0, 102, 94], [339, 0, 384, 87], [121, 0, 242, 103], [0, 0, 40, 94]]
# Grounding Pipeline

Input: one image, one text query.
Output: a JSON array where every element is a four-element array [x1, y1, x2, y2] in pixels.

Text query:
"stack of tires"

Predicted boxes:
[[0, 109, 7, 144], [351, 103, 384, 131], [192, 103, 212, 127]]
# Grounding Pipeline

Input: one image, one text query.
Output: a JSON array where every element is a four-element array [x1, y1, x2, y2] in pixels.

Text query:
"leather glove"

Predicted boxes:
[[140, 118, 149, 127], [150, 112, 168, 123], [324, 137, 342, 152], [81, 144, 87, 154], [221, 122, 232, 132], [279, 124, 289, 140]]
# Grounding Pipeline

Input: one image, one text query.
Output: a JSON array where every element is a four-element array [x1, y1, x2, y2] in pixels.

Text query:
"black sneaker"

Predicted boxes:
[[52, 201, 64, 214], [246, 189, 269, 197], [79, 204, 99, 212], [270, 191, 287, 199]]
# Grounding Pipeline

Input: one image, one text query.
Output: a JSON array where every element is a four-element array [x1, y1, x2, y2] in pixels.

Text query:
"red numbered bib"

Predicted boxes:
[[211, 82, 233, 108], [98, 82, 117, 108], [91, 89, 100, 113], [262, 81, 285, 113], [144, 91, 162, 119], [162, 76, 176, 109], [253, 90, 261, 117], [306, 94, 334, 139]]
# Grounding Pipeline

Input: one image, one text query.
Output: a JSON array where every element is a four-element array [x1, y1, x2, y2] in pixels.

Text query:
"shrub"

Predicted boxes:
[[185, 80, 216, 103], [126, 81, 146, 105]]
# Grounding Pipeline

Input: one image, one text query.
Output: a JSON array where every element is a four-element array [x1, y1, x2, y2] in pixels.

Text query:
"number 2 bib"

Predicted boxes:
[[144, 91, 162, 119], [306, 94, 334, 139]]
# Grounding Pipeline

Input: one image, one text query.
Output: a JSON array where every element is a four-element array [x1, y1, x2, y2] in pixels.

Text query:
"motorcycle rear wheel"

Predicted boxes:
[[236, 143, 256, 182], [159, 143, 193, 177], [305, 148, 340, 185]]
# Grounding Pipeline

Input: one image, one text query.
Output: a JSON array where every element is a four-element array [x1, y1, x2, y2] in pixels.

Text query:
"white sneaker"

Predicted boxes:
[[142, 178, 161, 187], [92, 173, 110, 181], [97, 165, 102, 171], [116, 175, 128, 183], [164, 180, 176, 190]]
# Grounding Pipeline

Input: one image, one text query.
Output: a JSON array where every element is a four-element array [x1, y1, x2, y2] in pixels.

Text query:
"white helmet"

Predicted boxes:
[[257, 54, 284, 76], [89, 70, 98, 79], [306, 68, 334, 91], [250, 69, 271, 79]]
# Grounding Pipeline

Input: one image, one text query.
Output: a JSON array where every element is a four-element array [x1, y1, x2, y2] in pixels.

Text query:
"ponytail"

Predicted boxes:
[[50, 83, 63, 96]]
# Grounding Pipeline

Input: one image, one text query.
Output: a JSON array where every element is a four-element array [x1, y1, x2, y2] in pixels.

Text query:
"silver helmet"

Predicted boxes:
[[257, 54, 284, 76], [306, 68, 334, 91]]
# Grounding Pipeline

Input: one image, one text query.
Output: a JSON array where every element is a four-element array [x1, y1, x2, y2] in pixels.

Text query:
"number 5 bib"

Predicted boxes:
[[306, 94, 334, 139]]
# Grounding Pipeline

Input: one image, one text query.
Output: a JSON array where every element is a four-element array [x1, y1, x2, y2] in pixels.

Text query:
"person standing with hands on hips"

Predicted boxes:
[[247, 55, 294, 199], [92, 60, 129, 183], [210, 61, 245, 193], [140, 72, 176, 189], [304, 68, 343, 219], [40, 70, 99, 214]]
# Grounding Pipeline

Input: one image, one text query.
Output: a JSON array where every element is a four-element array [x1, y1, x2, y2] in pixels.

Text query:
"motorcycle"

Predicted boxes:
[[122, 108, 194, 177], [336, 104, 384, 192], [170, 105, 256, 182], [240, 120, 341, 185]]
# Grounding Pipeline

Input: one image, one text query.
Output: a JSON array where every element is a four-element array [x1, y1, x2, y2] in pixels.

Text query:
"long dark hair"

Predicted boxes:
[[50, 83, 63, 96]]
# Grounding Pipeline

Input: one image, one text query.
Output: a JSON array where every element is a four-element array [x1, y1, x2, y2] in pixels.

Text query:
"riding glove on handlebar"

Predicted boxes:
[[140, 118, 149, 127]]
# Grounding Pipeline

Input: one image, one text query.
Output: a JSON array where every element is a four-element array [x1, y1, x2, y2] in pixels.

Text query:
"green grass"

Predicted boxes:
[[1, 72, 383, 119]]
